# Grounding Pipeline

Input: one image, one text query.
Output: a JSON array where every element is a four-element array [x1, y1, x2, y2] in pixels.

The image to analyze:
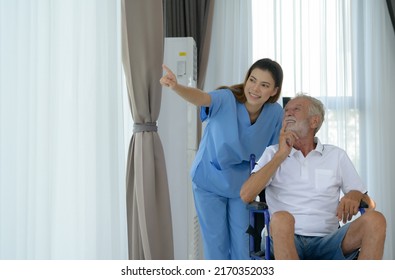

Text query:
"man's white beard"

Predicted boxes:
[[285, 119, 310, 138]]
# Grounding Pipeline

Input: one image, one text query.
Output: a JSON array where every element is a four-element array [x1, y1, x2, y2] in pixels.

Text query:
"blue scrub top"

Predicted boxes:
[[190, 89, 283, 198]]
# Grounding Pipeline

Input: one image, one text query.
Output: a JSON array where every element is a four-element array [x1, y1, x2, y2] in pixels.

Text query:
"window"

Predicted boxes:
[[252, 0, 360, 171]]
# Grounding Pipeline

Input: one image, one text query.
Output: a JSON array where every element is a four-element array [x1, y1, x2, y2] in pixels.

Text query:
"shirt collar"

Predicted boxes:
[[314, 137, 324, 155], [289, 136, 324, 157]]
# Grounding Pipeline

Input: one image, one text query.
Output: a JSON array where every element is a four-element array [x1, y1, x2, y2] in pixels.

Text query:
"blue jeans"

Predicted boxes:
[[265, 223, 360, 260]]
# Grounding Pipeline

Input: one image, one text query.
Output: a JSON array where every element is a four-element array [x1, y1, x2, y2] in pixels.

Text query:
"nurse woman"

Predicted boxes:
[[160, 58, 284, 259]]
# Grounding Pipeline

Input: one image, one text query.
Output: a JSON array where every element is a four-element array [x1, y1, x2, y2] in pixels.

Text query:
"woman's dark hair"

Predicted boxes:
[[218, 58, 283, 104]]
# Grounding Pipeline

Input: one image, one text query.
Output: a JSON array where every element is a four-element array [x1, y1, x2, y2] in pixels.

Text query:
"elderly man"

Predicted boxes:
[[240, 93, 386, 260]]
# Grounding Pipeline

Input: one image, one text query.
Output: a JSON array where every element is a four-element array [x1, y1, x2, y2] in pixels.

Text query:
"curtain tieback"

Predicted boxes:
[[133, 122, 158, 133]]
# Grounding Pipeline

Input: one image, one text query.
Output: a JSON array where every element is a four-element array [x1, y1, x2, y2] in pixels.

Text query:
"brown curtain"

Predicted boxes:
[[122, 0, 174, 260]]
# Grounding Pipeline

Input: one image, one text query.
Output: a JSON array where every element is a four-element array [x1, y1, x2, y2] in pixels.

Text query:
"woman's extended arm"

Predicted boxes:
[[160, 64, 211, 107]]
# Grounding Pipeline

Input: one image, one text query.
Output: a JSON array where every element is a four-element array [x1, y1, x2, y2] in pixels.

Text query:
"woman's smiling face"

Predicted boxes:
[[244, 68, 278, 110]]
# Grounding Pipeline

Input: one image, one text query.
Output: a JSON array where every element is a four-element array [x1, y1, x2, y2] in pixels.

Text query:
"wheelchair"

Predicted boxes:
[[246, 154, 368, 260], [246, 154, 271, 260]]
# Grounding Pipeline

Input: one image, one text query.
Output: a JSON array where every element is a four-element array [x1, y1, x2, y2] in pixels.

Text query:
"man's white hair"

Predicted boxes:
[[293, 93, 325, 134]]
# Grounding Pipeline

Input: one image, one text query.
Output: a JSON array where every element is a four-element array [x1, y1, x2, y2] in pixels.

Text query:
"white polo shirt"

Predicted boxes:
[[252, 137, 367, 236]]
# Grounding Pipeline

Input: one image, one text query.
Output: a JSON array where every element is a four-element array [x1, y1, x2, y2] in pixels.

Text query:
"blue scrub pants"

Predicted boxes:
[[192, 183, 250, 259]]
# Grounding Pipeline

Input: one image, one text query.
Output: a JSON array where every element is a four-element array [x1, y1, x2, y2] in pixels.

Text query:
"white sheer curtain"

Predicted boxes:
[[203, 0, 252, 91], [252, 0, 395, 259], [354, 0, 395, 260], [0, 0, 128, 259], [253, 0, 360, 168]]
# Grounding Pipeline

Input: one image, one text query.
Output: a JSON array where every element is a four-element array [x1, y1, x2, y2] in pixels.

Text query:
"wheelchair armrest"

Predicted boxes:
[[359, 200, 369, 209], [247, 201, 268, 210], [358, 200, 369, 215]]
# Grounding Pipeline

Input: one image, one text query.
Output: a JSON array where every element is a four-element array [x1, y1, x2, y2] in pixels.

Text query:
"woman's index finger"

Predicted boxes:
[[162, 64, 173, 75]]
